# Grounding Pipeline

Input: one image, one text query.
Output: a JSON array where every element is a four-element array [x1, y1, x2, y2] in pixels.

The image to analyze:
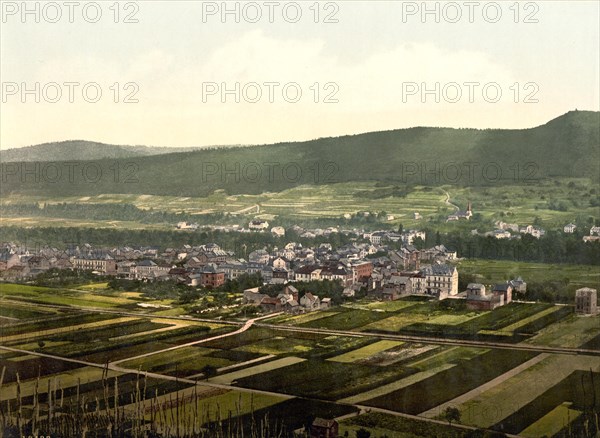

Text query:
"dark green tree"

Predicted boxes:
[[355, 428, 371, 438], [200, 365, 218, 380], [444, 406, 461, 426]]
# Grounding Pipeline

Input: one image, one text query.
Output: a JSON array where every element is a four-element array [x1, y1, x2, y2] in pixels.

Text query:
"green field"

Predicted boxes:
[[520, 402, 582, 438], [300, 308, 392, 330], [1, 278, 599, 435], [234, 357, 415, 401], [210, 357, 306, 385], [451, 354, 600, 429], [0, 283, 138, 308], [364, 300, 420, 312], [338, 346, 488, 404], [271, 310, 342, 325], [123, 346, 235, 377], [156, 390, 286, 428], [478, 306, 563, 336], [409, 346, 488, 372], [235, 335, 315, 355], [526, 313, 600, 348], [328, 340, 404, 363], [0, 301, 56, 319], [340, 412, 469, 438], [457, 259, 600, 294]]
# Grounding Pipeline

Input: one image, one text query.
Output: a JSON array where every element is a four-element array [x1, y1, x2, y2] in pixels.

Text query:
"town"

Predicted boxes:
[[1, 216, 599, 438], [2, 218, 597, 316]]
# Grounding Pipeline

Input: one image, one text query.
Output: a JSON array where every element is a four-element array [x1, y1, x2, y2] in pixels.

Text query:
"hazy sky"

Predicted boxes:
[[1, 0, 599, 148]]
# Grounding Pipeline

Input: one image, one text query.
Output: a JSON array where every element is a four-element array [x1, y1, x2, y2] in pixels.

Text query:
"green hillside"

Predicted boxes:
[[0, 140, 233, 162], [1, 111, 598, 197]]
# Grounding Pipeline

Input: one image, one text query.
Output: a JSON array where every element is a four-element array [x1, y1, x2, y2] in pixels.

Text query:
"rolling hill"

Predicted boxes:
[[0, 140, 239, 162], [1, 111, 598, 198]]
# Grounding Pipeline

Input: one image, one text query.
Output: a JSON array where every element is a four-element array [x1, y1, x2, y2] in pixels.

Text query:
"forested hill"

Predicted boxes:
[[0, 140, 233, 162], [1, 111, 598, 197]]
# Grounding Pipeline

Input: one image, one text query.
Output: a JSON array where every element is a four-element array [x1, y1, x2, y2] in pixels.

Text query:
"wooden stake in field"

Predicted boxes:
[[0, 366, 6, 428], [113, 376, 119, 435], [16, 372, 22, 437]]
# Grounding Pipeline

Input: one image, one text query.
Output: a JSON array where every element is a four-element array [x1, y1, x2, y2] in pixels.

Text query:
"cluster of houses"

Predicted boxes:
[[3, 234, 597, 317], [365, 229, 426, 245], [557, 223, 600, 241], [0, 235, 463, 302], [583, 226, 600, 243], [482, 222, 600, 242], [242, 284, 332, 314], [464, 279, 525, 310], [187, 220, 366, 240], [565, 224, 600, 243], [367, 262, 458, 301], [481, 222, 547, 240]]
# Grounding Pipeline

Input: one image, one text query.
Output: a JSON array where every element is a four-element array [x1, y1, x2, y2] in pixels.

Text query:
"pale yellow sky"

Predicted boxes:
[[1, 1, 598, 149]]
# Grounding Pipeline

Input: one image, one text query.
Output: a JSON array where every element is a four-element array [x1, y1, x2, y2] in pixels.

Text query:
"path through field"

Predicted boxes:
[[419, 353, 549, 418], [0, 316, 138, 343], [444, 190, 459, 212], [109, 313, 281, 365]]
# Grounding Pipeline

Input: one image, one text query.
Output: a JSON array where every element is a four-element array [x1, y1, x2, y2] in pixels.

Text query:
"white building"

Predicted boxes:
[[564, 223, 577, 233], [369, 231, 386, 245], [520, 225, 546, 239], [271, 226, 285, 237], [402, 230, 426, 245], [420, 264, 459, 299], [249, 219, 269, 230], [492, 229, 512, 239], [575, 288, 598, 315], [176, 221, 199, 230]]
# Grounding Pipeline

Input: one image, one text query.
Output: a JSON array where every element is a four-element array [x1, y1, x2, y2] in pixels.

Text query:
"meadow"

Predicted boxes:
[[0, 283, 140, 308], [457, 259, 600, 295]]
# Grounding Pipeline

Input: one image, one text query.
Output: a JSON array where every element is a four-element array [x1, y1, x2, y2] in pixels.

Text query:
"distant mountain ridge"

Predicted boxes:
[[1, 111, 598, 197], [0, 140, 240, 162]]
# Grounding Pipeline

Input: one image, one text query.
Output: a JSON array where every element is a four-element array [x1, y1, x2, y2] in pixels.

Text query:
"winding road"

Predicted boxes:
[[110, 313, 280, 365], [443, 189, 460, 211]]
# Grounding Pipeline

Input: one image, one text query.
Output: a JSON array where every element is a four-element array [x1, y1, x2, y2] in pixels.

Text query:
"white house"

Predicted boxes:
[[272, 256, 289, 269], [249, 219, 269, 230], [493, 229, 511, 239], [420, 264, 459, 299], [176, 222, 199, 230], [564, 223, 577, 233], [271, 226, 285, 237], [369, 231, 386, 245], [300, 292, 321, 311]]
